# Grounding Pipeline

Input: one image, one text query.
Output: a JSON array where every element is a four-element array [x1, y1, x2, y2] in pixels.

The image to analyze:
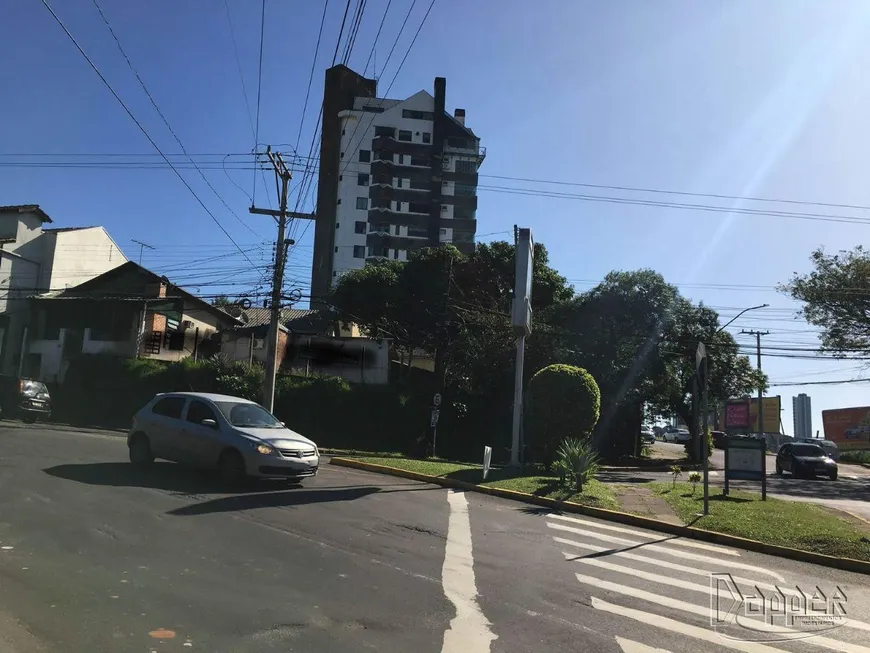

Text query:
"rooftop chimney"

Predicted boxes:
[[454, 108, 466, 126]]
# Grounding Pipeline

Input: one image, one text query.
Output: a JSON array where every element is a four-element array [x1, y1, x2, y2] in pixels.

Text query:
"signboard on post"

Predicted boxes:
[[483, 446, 492, 480], [724, 436, 767, 500]]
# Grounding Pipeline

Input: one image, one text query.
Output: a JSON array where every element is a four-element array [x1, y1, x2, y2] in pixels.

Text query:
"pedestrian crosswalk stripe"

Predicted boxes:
[[549, 527, 786, 581], [549, 514, 739, 555], [580, 577, 870, 653], [591, 597, 793, 653], [555, 539, 792, 595], [615, 636, 673, 653]]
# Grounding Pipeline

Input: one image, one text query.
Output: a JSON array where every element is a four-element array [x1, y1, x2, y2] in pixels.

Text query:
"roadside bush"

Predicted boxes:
[[840, 450, 870, 465], [526, 364, 601, 467], [553, 437, 600, 492]]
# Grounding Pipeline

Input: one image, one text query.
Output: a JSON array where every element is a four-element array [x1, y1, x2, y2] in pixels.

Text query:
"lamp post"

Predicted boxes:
[[698, 303, 769, 516]]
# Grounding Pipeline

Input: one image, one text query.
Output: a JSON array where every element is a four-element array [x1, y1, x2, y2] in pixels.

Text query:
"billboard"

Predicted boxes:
[[748, 396, 781, 434], [724, 400, 751, 429], [719, 396, 781, 433], [822, 407, 870, 451], [512, 228, 534, 335]]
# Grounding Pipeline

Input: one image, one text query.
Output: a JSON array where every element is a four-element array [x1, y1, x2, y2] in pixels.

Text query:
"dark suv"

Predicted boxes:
[[0, 376, 51, 423]]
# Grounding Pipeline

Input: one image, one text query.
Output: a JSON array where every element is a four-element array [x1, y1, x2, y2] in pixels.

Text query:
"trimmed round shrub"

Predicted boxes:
[[527, 364, 601, 467]]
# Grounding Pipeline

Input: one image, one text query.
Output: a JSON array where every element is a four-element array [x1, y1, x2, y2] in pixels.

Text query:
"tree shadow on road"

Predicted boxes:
[[165, 486, 383, 516]]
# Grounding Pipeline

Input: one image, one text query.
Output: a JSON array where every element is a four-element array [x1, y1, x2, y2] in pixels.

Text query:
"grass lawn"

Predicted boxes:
[[341, 455, 619, 511], [653, 482, 870, 561]]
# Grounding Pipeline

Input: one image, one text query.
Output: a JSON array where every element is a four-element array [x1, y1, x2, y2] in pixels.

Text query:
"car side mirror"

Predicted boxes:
[[201, 418, 218, 429]]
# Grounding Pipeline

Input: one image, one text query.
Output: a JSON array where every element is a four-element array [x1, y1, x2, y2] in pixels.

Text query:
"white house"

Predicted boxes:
[[0, 205, 126, 375]]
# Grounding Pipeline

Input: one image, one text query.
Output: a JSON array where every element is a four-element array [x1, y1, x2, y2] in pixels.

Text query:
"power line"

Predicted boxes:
[[90, 0, 263, 239], [223, 0, 256, 138], [37, 0, 259, 271], [294, 0, 330, 153], [253, 0, 267, 205]]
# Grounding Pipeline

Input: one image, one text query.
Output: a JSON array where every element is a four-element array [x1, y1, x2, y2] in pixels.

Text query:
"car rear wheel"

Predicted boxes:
[[218, 449, 247, 484], [129, 434, 154, 465]]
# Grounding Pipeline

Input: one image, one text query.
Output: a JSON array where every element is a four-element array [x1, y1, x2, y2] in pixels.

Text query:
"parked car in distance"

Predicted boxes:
[[0, 375, 51, 423], [640, 428, 655, 445], [665, 430, 690, 443], [128, 392, 319, 482], [775, 442, 837, 480], [711, 431, 727, 449]]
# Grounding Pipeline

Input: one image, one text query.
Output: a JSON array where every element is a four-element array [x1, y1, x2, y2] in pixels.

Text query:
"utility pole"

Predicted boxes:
[[741, 330, 769, 439], [131, 239, 155, 359], [250, 148, 293, 413]]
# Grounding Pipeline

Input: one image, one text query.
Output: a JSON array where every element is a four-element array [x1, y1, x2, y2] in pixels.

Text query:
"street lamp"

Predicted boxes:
[[698, 303, 769, 516]]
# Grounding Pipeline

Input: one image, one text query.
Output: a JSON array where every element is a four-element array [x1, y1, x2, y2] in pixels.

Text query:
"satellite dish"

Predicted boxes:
[[238, 298, 252, 310]]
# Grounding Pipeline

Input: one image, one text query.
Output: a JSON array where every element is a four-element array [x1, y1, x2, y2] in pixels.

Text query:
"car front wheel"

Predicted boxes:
[[830, 470, 838, 481]]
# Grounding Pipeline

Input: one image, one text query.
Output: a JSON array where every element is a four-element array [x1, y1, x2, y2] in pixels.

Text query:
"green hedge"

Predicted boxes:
[[51, 354, 505, 463]]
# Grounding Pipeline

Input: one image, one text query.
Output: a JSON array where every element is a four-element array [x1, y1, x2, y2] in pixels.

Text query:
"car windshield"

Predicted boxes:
[[791, 444, 826, 457], [214, 402, 282, 428]]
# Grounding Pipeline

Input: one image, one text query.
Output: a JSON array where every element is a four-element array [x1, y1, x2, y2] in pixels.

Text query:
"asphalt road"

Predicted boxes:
[[1, 424, 870, 652]]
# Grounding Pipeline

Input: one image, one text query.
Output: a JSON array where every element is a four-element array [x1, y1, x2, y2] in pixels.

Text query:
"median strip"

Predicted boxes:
[[330, 455, 870, 575]]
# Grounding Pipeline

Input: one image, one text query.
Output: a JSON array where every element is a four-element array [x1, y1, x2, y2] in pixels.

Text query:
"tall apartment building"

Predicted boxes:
[[793, 393, 812, 439], [311, 65, 484, 303]]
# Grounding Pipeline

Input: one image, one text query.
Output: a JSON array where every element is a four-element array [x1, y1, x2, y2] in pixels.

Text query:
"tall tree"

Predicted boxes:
[[780, 246, 870, 355]]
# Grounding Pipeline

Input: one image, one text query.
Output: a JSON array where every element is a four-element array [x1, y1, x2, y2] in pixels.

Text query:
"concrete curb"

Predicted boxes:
[[330, 457, 870, 576]]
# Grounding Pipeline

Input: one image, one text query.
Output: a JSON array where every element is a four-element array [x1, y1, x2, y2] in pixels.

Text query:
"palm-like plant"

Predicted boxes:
[[554, 437, 600, 493]]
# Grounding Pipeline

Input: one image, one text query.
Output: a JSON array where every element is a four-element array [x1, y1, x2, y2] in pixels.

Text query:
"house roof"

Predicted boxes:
[[0, 204, 53, 223], [32, 261, 242, 325], [42, 226, 96, 233], [238, 307, 334, 335]]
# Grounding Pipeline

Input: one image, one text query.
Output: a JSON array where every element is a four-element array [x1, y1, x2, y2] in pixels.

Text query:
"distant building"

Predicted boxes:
[[793, 393, 812, 439], [310, 64, 485, 304]]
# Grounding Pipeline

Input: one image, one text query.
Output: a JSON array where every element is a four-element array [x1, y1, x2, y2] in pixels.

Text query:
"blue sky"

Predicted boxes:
[[3, 0, 870, 434]]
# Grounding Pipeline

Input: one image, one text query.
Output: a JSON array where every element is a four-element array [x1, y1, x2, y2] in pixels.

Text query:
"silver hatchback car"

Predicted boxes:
[[128, 392, 320, 482]]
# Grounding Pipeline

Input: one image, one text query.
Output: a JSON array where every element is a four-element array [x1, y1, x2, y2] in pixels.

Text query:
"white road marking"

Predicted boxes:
[[592, 597, 790, 653], [549, 514, 739, 555], [440, 490, 497, 653], [555, 539, 790, 588], [579, 576, 870, 653], [548, 524, 785, 581], [616, 636, 673, 653]]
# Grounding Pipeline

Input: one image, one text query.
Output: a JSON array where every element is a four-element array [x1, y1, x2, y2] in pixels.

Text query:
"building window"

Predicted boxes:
[[398, 130, 412, 142], [370, 222, 389, 233], [409, 179, 429, 190], [356, 197, 368, 210], [354, 221, 367, 234], [375, 126, 395, 138], [368, 245, 388, 258], [334, 246, 339, 253], [408, 225, 428, 238], [447, 137, 469, 149], [359, 149, 371, 162], [357, 173, 369, 186], [440, 228, 448, 236], [362, 105, 385, 113], [342, 129, 346, 135], [454, 183, 476, 196], [336, 222, 340, 229], [455, 160, 476, 174], [410, 155, 428, 167], [90, 308, 131, 342], [395, 225, 401, 235], [339, 175, 343, 181], [408, 202, 428, 214], [340, 152, 344, 159], [393, 249, 399, 259], [454, 206, 475, 219], [396, 178, 403, 188], [402, 109, 434, 121], [374, 150, 391, 161], [353, 245, 366, 258], [395, 201, 402, 211], [336, 198, 342, 205], [422, 132, 431, 144]]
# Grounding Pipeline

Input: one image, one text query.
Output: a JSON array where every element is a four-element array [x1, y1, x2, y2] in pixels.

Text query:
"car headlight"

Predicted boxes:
[[255, 443, 275, 455]]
